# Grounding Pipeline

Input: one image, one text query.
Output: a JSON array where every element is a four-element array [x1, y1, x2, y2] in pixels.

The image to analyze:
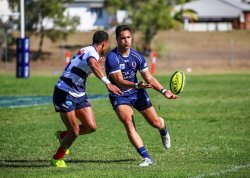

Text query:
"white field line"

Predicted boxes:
[[189, 163, 250, 178], [0, 96, 106, 109]]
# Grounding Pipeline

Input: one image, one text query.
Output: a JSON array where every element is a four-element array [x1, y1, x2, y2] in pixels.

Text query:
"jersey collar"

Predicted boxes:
[[117, 47, 130, 57]]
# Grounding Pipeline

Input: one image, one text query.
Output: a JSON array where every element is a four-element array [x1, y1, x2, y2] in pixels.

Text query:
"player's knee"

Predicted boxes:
[[88, 124, 96, 133], [85, 122, 96, 133], [151, 118, 163, 129]]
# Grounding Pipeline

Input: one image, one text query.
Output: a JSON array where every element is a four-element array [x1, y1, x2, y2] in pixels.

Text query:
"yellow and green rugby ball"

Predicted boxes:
[[169, 71, 186, 94]]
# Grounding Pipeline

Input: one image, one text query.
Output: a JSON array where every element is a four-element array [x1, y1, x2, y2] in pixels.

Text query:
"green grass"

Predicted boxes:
[[0, 73, 250, 178]]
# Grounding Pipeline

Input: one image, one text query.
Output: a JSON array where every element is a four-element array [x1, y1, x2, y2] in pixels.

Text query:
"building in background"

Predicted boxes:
[[2, 0, 250, 32], [64, 0, 109, 31], [176, 0, 250, 31], [0, 0, 127, 32], [63, 0, 128, 31]]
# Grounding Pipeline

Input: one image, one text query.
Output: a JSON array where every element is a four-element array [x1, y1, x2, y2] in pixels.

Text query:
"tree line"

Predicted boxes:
[[1, 0, 195, 61]]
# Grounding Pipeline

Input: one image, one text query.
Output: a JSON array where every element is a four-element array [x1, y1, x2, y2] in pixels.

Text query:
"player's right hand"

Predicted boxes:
[[106, 84, 123, 95], [164, 90, 179, 99], [138, 81, 152, 89]]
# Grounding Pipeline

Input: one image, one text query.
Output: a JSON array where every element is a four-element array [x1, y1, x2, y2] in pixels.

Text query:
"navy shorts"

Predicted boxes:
[[53, 87, 91, 113], [109, 89, 152, 111]]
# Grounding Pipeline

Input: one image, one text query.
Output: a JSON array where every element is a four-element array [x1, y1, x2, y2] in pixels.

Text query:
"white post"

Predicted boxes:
[[20, 0, 25, 38]]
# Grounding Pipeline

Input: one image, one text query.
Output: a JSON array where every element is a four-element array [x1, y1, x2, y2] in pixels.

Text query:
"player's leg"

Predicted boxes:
[[116, 105, 143, 148], [51, 110, 79, 167], [140, 106, 171, 149], [115, 105, 153, 166], [140, 106, 164, 129], [75, 106, 96, 135], [55, 130, 69, 155]]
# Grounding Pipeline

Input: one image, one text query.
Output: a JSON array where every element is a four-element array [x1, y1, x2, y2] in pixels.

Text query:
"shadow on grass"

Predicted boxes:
[[0, 158, 136, 168]]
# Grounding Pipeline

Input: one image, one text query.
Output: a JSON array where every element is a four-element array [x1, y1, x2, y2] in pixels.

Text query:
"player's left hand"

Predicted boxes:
[[106, 83, 123, 95], [98, 56, 106, 69], [98, 56, 106, 65], [164, 90, 179, 99]]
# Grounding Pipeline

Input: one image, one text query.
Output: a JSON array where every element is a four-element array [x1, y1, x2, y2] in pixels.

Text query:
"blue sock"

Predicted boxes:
[[137, 146, 150, 159], [159, 126, 168, 136]]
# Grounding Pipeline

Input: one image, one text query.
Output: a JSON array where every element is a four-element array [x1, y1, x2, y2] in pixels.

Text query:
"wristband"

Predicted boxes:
[[134, 82, 139, 89], [160, 88, 167, 95], [101, 76, 111, 85]]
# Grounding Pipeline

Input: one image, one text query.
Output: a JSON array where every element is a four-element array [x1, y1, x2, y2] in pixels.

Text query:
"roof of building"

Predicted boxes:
[[175, 0, 250, 20], [222, 0, 250, 11]]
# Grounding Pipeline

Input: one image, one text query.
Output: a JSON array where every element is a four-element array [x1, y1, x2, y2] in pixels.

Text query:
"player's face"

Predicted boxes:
[[117, 30, 132, 50], [100, 40, 109, 55]]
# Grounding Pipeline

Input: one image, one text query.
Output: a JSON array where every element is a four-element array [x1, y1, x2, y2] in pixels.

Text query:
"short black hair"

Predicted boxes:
[[92, 30, 109, 44], [115, 25, 132, 39]]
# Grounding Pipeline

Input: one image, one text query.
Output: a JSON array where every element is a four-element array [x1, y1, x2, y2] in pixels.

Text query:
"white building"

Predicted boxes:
[[176, 0, 250, 31], [64, 0, 110, 31], [0, 0, 19, 23], [0, 0, 128, 32]]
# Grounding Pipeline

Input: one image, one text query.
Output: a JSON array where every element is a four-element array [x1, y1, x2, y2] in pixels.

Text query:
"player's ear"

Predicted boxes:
[[102, 41, 108, 49], [101, 42, 105, 49]]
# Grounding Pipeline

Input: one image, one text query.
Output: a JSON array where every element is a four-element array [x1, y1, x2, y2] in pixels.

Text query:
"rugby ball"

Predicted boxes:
[[169, 71, 186, 94]]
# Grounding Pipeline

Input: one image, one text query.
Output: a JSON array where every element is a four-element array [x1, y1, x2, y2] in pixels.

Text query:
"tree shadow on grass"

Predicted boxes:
[[0, 158, 136, 168]]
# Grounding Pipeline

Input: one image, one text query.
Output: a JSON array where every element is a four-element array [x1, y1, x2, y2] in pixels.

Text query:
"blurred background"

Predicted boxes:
[[0, 0, 250, 76]]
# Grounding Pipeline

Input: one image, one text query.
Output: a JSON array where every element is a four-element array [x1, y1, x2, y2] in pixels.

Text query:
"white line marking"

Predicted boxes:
[[190, 163, 250, 178], [0, 96, 106, 108]]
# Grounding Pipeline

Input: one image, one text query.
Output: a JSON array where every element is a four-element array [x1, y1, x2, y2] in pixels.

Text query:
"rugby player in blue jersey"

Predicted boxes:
[[105, 25, 178, 166], [51, 31, 122, 167]]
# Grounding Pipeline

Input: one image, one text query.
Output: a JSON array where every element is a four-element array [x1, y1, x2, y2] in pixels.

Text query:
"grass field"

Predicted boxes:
[[0, 73, 250, 177]]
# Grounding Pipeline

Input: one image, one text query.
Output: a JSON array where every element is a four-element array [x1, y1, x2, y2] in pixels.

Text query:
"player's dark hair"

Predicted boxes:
[[92, 30, 109, 44], [115, 25, 132, 39]]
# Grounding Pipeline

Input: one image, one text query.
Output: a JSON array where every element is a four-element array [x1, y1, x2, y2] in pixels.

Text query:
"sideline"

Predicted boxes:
[[0, 95, 107, 108], [189, 163, 250, 178]]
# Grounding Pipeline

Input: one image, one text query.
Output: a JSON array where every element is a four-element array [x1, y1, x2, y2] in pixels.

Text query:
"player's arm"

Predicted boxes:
[[140, 70, 178, 99], [109, 71, 151, 89], [88, 58, 122, 95]]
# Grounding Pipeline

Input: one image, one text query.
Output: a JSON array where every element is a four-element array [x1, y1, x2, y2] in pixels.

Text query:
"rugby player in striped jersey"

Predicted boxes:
[[51, 31, 122, 167]]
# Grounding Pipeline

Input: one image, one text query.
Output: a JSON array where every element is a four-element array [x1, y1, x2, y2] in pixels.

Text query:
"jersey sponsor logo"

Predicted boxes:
[[119, 64, 125, 70], [122, 71, 135, 80], [65, 100, 73, 106], [75, 78, 85, 87]]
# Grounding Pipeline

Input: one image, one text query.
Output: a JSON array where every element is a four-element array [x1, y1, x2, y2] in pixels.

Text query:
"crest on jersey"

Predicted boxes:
[[131, 61, 136, 68], [119, 64, 125, 70]]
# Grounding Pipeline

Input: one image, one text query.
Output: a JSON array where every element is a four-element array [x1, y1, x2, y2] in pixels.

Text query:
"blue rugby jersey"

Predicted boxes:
[[56, 46, 99, 97], [105, 48, 148, 94]]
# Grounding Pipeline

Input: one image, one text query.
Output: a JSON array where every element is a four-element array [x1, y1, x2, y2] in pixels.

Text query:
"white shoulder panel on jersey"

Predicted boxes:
[[85, 46, 99, 61]]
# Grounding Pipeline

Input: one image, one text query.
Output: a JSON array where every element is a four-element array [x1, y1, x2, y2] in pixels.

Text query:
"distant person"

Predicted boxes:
[[105, 25, 178, 166], [51, 30, 122, 167]]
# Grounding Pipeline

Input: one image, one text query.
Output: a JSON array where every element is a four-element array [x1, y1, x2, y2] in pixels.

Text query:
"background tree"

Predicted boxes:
[[105, 0, 174, 54], [8, 0, 80, 60], [105, 0, 196, 55], [172, 0, 198, 28]]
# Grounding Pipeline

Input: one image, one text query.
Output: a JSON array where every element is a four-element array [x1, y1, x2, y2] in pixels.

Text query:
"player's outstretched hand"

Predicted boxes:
[[164, 90, 179, 99], [106, 83, 123, 95], [98, 56, 106, 65], [138, 81, 152, 89]]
